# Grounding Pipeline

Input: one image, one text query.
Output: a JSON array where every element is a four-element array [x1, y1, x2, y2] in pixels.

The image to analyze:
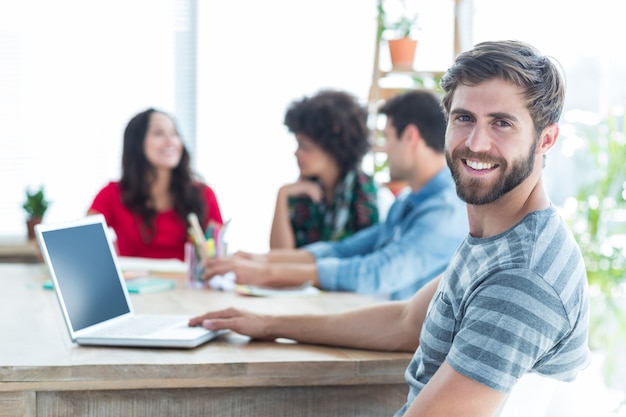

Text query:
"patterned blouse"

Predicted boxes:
[[288, 170, 379, 248]]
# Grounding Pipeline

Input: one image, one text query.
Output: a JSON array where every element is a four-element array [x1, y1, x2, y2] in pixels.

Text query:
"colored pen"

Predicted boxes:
[[187, 213, 209, 261]]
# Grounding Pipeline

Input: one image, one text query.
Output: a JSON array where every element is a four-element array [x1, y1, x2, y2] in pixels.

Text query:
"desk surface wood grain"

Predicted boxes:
[[0, 263, 412, 417]]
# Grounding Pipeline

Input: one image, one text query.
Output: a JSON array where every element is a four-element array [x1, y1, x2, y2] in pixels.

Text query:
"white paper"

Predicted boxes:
[[117, 256, 187, 273]]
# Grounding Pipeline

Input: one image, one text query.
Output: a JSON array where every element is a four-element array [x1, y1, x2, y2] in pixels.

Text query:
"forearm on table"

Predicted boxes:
[[266, 301, 417, 352], [266, 262, 320, 287], [266, 248, 315, 264], [293, 276, 441, 352]]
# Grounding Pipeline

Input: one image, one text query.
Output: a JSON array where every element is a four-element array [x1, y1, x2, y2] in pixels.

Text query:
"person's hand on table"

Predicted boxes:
[[188, 307, 275, 340], [202, 255, 271, 286]]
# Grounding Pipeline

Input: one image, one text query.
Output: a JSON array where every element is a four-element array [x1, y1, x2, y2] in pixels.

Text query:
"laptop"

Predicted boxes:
[[35, 214, 227, 348]]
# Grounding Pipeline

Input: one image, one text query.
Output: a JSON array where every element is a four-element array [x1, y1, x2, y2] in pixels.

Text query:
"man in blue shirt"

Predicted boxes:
[[202, 90, 468, 300]]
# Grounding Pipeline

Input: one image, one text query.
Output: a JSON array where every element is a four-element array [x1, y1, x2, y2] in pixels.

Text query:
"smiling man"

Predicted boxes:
[[190, 40, 591, 417]]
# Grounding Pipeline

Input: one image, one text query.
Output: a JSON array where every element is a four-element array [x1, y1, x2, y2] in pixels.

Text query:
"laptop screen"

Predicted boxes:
[[41, 222, 131, 332]]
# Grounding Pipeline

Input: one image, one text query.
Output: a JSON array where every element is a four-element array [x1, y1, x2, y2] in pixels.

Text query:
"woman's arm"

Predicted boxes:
[[269, 186, 296, 249], [269, 181, 324, 249]]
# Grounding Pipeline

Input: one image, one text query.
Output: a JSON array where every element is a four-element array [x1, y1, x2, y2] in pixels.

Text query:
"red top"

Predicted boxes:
[[89, 181, 223, 261]]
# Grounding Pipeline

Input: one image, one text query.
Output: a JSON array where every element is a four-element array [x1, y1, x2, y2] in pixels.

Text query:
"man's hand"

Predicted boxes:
[[188, 307, 276, 340]]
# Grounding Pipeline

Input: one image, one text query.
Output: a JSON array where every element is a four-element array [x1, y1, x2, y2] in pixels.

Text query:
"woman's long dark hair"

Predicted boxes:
[[119, 108, 206, 242]]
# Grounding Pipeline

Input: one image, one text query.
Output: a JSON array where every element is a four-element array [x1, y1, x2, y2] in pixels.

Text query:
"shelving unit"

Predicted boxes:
[[365, 0, 465, 183], [365, 21, 444, 183]]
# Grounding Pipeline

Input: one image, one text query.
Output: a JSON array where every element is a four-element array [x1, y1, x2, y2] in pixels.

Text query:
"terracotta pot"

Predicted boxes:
[[26, 217, 42, 240], [388, 37, 418, 70]]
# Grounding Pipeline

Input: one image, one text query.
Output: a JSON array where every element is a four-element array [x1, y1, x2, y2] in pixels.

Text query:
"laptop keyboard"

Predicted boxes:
[[95, 315, 186, 337]]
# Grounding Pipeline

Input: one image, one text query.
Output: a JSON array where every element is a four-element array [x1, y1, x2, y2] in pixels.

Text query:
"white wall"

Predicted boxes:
[[2, 0, 623, 255], [193, 0, 454, 253], [1, 1, 180, 235], [0, 0, 455, 254], [194, 1, 377, 253]]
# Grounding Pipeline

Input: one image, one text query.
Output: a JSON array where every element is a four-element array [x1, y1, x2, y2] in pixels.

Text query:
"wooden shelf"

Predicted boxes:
[[378, 68, 445, 77], [0, 235, 41, 263], [366, 0, 458, 179]]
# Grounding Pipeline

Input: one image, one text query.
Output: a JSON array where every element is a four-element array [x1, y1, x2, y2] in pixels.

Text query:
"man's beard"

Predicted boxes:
[[445, 141, 537, 205]]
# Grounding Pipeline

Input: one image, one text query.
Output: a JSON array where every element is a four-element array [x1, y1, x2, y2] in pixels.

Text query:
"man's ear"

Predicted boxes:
[[537, 123, 559, 155], [404, 123, 421, 145]]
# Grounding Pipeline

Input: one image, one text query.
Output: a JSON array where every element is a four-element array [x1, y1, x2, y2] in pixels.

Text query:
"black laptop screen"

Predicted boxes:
[[42, 223, 131, 331]]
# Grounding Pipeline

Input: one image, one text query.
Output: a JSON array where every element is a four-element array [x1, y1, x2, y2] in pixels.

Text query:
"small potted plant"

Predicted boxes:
[[22, 186, 51, 239], [388, 14, 420, 38], [377, 0, 420, 70]]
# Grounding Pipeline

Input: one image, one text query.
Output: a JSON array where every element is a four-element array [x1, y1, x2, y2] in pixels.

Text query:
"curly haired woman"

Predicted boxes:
[[270, 89, 379, 249]]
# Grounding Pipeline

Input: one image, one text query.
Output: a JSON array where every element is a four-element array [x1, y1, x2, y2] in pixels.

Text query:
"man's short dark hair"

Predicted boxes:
[[379, 90, 447, 153]]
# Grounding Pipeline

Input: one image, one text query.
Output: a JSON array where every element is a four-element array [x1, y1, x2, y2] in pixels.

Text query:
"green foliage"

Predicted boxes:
[[411, 73, 443, 93], [566, 112, 626, 292], [376, 0, 420, 40], [563, 111, 626, 388], [388, 15, 419, 38], [376, 2, 386, 42], [22, 186, 50, 219]]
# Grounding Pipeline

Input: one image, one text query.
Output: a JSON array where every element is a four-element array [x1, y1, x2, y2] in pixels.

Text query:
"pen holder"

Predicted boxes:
[[184, 242, 205, 289]]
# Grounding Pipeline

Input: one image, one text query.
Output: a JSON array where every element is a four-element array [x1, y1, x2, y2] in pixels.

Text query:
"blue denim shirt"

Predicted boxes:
[[304, 168, 468, 300]]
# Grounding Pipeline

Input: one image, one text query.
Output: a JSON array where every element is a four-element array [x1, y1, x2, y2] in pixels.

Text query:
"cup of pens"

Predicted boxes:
[[186, 213, 228, 288], [185, 242, 204, 288]]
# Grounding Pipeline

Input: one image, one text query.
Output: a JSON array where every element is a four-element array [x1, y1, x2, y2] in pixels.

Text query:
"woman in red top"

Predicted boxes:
[[88, 108, 222, 261]]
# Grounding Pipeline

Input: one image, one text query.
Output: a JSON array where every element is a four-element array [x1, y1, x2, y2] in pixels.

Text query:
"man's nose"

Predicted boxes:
[[465, 124, 491, 153]]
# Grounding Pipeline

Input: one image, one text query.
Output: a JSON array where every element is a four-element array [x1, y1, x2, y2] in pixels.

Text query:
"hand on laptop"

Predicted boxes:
[[188, 307, 276, 340]]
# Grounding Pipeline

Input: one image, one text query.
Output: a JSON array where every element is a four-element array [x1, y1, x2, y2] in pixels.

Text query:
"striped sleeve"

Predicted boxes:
[[446, 269, 571, 392]]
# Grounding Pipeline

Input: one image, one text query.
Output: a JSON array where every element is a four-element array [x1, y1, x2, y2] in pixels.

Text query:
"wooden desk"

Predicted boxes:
[[0, 264, 412, 417], [0, 236, 40, 263]]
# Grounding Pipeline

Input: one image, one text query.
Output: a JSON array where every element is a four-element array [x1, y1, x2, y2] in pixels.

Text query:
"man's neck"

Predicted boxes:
[[408, 156, 447, 193], [466, 176, 550, 239]]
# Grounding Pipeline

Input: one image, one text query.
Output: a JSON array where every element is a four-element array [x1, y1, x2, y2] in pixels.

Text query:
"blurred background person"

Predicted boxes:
[[88, 108, 223, 261], [270, 89, 379, 249], [203, 90, 468, 300]]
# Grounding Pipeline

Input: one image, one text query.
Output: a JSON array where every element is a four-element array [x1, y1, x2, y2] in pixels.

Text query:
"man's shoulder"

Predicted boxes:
[[459, 206, 583, 285], [517, 206, 581, 261], [399, 178, 465, 221]]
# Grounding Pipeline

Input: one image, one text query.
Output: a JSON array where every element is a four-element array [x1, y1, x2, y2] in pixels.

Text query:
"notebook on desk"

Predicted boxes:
[[35, 214, 226, 348]]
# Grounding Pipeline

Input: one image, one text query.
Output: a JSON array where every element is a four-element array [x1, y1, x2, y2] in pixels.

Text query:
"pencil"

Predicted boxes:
[[187, 213, 209, 261]]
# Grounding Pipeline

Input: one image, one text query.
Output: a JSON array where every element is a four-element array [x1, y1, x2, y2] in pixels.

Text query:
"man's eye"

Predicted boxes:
[[495, 120, 511, 127], [457, 115, 471, 122]]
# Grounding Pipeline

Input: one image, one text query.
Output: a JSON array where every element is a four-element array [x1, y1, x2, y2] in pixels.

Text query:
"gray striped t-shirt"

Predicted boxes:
[[395, 205, 591, 416]]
